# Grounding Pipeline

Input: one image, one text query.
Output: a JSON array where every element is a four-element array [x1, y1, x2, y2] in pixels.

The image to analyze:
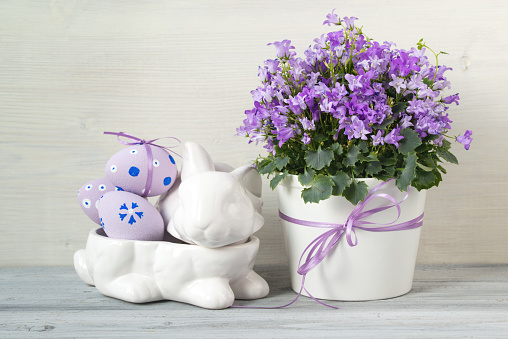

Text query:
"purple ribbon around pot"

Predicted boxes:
[[233, 179, 424, 309], [104, 131, 181, 198]]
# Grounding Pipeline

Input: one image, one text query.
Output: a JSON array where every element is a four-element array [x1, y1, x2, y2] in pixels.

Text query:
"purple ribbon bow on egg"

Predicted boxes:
[[233, 179, 424, 310], [104, 131, 181, 198]]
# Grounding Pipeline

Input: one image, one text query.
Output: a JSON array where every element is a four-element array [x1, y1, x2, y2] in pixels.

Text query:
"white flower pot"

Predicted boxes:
[[277, 176, 426, 301]]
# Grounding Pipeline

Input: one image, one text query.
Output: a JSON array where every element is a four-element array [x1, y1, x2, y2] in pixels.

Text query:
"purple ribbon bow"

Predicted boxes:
[[232, 179, 424, 310], [104, 131, 181, 198]]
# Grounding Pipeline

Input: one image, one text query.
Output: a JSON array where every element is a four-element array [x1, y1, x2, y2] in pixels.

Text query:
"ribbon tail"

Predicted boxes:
[[302, 283, 339, 309], [231, 275, 338, 310]]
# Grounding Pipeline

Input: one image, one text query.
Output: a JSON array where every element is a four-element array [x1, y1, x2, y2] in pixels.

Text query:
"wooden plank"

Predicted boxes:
[[0, 0, 507, 267], [0, 265, 507, 338]]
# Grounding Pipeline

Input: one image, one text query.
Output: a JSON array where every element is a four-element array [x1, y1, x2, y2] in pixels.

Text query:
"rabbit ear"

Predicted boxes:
[[231, 165, 262, 198], [180, 142, 215, 181]]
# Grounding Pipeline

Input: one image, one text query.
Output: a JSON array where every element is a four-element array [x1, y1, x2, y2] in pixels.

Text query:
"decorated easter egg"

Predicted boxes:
[[98, 191, 164, 241], [105, 144, 178, 197], [78, 177, 120, 224]]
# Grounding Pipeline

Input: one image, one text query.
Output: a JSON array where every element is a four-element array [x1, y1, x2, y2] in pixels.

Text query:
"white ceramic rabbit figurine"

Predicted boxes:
[[156, 142, 264, 248], [74, 142, 269, 309]]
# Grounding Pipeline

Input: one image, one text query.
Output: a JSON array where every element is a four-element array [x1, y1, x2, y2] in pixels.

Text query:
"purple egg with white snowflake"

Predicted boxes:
[[78, 177, 120, 225], [105, 144, 178, 197], [98, 191, 164, 241]]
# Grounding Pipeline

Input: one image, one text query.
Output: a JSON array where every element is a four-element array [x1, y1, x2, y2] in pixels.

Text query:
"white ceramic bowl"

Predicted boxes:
[[74, 228, 269, 309]]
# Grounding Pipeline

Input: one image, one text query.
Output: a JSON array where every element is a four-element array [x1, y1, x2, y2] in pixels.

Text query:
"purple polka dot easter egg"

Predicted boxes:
[[98, 191, 164, 241], [105, 144, 178, 197], [78, 177, 120, 225]]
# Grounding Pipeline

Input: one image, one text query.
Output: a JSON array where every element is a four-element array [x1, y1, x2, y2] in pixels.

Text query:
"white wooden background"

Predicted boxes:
[[0, 0, 506, 267]]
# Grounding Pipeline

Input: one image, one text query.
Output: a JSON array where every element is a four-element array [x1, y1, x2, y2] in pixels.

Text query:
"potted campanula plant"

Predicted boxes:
[[237, 10, 472, 302]]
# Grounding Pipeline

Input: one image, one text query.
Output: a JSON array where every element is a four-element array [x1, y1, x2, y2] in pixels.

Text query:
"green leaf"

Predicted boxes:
[[357, 153, 378, 162], [313, 134, 328, 143], [257, 158, 271, 168], [376, 166, 395, 181], [412, 168, 439, 190], [437, 165, 447, 174], [343, 180, 369, 205], [398, 129, 422, 155], [402, 93, 414, 101], [366, 161, 382, 175], [257, 159, 276, 174], [417, 38, 424, 49], [422, 78, 434, 87], [358, 141, 368, 153], [418, 153, 437, 169], [378, 151, 397, 166], [353, 163, 366, 176], [426, 134, 440, 141], [305, 145, 334, 170], [270, 171, 288, 190], [391, 102, 408, 114], [417, 162, 434, 172], [435, 169, 442, 183], [343, 145, 360, 167], [275, 156, 290, 171], [415, 143, 431, 154], [298, 167, 315, 186], [373, 118, 394, 130], [301, 175, 334, 203], [328, 160, 343, 174], [331, 172, 350, 196], [431, 152, 441, 165], [396, 152, 417, 191], [441, 139, 452, 151], [436, 148, 458, 165], [331, 143, 343, 155]]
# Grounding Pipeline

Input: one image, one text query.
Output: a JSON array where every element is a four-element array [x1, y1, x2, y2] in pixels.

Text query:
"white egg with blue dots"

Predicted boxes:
[[105, 144, 178, 197], [78, 177, 118, 225]]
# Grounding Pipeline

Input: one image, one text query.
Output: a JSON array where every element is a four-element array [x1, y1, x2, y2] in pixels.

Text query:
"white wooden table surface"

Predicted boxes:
[[1, 265, 507, 338]]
